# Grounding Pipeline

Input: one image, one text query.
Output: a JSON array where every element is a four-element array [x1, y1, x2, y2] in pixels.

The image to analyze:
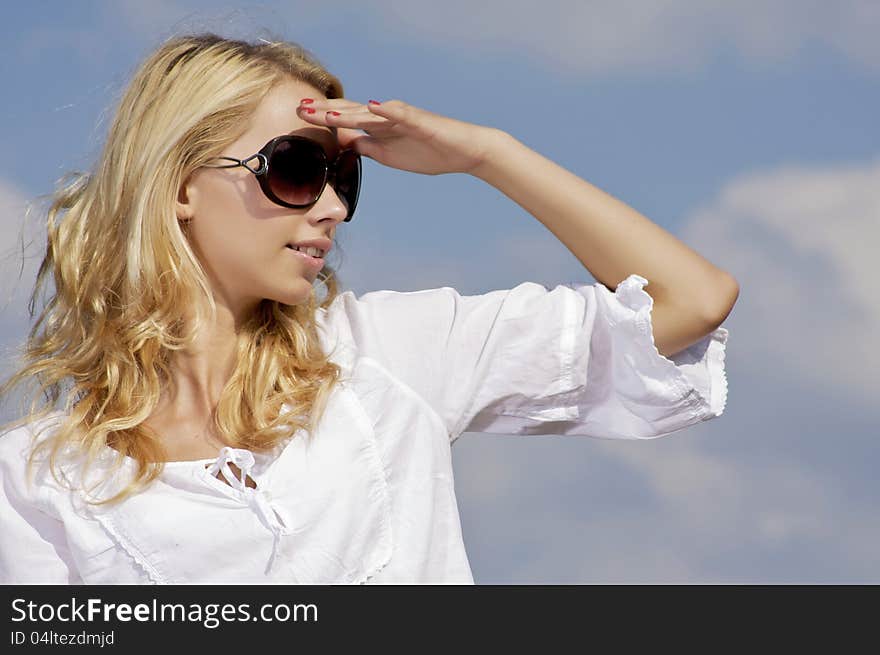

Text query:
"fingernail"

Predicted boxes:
[[304, 107, 316, 114], [327, 111, 341, 117], [300, 98, 314, 104], [368, 99, 381, 105]]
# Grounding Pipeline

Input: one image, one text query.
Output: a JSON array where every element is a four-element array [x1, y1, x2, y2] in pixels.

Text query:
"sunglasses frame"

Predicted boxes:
[[201, 134, 361, 222]]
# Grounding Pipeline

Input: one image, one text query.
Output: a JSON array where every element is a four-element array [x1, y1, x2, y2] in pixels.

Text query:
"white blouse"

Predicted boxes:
[[0, 274, 729, 584]]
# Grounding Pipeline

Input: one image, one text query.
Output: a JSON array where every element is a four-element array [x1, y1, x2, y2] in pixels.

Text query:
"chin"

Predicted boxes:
[[271, 284, 315, 307]]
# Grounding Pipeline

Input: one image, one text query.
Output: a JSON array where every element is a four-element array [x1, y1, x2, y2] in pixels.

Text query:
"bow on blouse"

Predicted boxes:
[[205, 447, 292, 575]]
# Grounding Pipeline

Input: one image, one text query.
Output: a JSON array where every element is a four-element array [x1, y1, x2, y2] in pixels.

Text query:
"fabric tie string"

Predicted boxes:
[[206, 447, 292, 574]]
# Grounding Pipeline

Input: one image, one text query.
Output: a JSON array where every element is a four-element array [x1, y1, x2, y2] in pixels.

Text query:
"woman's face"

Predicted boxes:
[[176, 78, 348, 317]]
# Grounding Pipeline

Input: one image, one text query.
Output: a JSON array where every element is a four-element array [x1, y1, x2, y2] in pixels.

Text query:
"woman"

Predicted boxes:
[[0, 33, 736, 584]]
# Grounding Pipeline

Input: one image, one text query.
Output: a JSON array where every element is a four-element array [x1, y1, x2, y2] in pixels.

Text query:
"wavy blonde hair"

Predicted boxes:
[[0, 32, 351, 506]]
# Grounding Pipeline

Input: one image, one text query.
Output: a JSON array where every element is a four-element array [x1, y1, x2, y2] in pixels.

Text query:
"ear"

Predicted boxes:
[[176, 174, 196, 222]]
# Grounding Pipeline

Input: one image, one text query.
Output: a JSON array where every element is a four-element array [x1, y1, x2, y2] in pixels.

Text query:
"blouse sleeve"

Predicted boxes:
[[0, 437, 81, 584], [329, 273, 729, 444]]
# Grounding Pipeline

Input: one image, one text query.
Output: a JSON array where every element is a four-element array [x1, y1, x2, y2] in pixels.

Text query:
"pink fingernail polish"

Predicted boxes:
[[300, 98, 314, 104], [304, 107, 316, 114], [368, 100, 381, 105], [328, 111, 341, 117]]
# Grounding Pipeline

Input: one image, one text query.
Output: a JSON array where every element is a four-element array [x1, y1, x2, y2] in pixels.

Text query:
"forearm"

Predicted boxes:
[[471, 130, 738, 353]]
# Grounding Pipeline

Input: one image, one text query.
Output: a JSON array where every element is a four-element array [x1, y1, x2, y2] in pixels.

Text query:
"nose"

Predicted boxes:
[[308, 180, 349, 226]]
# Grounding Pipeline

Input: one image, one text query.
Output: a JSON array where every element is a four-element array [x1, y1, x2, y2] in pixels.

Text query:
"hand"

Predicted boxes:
[[296, 98, 503, 176]]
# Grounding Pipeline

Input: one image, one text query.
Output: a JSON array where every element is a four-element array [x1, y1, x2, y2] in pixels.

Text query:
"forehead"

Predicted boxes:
[[248, 79, 339, 154]]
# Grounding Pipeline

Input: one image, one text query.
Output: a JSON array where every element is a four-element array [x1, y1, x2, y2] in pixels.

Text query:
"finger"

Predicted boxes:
[[366, 100, 433, 134], [296, 102, 405, 139], [298, 98, 364, 110], [366, 100, 413, 121], [320, 109, 398, 134], [296, 105, 372, 122], [329, 106, 373, 115], [296, 105, 351, 127]]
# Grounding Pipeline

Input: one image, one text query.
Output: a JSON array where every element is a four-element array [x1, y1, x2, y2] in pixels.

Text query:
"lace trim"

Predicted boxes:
[[90, 512, 166, 584], [52, 444, 166, 585], [706, 326, 729, 416]]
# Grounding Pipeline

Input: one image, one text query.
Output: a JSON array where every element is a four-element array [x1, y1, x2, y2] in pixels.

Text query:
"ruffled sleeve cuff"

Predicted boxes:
[[570, 273, 729, 439]]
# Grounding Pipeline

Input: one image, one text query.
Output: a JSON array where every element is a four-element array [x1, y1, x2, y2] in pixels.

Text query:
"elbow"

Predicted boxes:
[[704, 272, 739, 326]]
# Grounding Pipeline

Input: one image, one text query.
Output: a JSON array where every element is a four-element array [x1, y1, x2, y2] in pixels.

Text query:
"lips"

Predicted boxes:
[[286, 237, 333, 256], [285, 243, 327, 270], [286, 244, 325, 258]]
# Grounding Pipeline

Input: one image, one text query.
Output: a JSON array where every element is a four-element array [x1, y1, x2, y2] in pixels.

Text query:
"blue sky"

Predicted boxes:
[[1, 1, 878, 582]]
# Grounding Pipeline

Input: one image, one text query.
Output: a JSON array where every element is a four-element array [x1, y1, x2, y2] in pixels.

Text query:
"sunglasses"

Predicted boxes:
[[201, 135, 362, 222]]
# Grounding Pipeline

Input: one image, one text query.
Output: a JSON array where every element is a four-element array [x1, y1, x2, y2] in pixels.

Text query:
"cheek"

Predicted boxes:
[[190, 187, 271, 266], [204, 173, 250, 214]]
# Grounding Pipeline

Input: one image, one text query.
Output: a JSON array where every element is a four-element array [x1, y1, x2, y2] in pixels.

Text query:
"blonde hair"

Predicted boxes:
[[0, 32, 351, 506]]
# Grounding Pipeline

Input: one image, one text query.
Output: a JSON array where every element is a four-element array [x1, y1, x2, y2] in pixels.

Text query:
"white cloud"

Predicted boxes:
[[21, 1, 879, 79], [456, 418, 880, 582], [678, 155, 880, 403], [595, 437, 834, 544], [365, 0, 880, 75]]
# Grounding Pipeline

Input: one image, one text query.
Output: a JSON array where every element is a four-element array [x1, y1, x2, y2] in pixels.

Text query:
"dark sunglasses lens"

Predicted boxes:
[[334, 151, 361, 221], [266, 139, 326, 206]]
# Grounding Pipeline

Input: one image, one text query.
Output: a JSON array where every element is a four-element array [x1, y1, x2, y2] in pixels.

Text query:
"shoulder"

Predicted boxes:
[[318, 287, 465, 325], [0, 412, 65, 503], [315, 285, 504, 355], [0, 416, 45, 470]]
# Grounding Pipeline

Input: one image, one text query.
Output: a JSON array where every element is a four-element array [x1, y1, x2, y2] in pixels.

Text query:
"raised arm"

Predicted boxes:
[[470, 130, 739, 358]]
